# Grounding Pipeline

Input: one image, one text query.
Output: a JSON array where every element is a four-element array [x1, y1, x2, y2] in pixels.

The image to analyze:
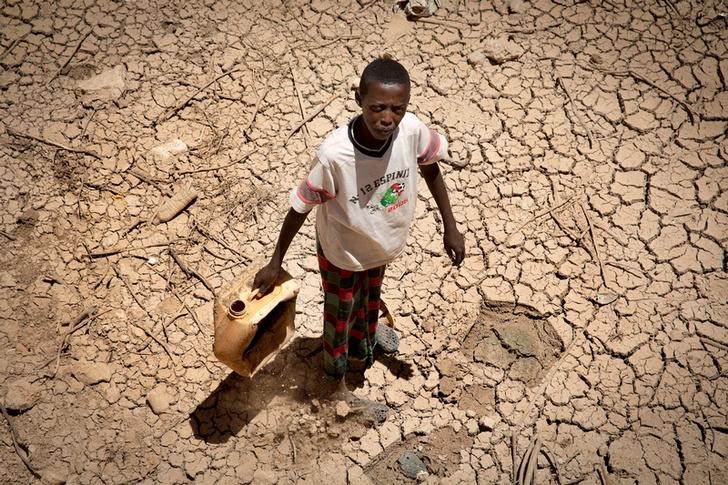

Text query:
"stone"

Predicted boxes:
[[76, 65, 126, 101], [479, 37, 524, 65], [398, 451, 428, 480], [3, 378, 41, 412], [336, 400, 351, 418], [478, 415, 499, 431], [147, 385, 172, 414], [72, 361, 112, 385], [149, 139, 188, 161]]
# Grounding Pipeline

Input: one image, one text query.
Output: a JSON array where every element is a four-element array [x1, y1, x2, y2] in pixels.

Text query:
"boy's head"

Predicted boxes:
[[355, 57, 411, 141]]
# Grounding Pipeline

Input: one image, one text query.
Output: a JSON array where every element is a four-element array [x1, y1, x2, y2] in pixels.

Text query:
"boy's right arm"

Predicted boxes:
[[252, 207, 309, 296]]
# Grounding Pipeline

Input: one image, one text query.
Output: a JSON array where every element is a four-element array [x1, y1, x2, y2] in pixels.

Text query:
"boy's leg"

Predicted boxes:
[[347, 264, 385, 368], [318, 244, 356, 379], [317, 244, 389, 424]]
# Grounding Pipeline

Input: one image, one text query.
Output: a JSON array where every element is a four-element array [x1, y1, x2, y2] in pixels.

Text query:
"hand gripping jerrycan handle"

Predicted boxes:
[[212, 266, 299, 377]]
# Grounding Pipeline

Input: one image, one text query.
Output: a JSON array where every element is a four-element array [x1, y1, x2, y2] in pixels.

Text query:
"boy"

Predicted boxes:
[[253, 57, 464, 421]]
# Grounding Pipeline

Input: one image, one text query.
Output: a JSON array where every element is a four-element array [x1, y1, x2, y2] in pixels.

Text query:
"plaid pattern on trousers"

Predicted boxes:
[[317, 242, 385, 378]]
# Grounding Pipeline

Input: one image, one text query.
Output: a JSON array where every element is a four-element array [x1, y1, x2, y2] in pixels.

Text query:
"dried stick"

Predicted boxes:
[[242, 78, 271, 138], [89, 240, 178, 258], [157, 65, 243, 124], [176, 151, 251, 177], [310, 35, 359, 50], [169, 247, 215, 294], [41, 306, 99, 377], [138, 309, 187, 352], [524, 438, 541, 485], [6, 127, 102, 159], [411, 17, 464, 31], [578, 62, 700, 123], [579, 203, 609, 288], [556, 76, 595, 149], [170, 289, 205, 334], [701, 337, 728, 352], [113, 266, 175, 361], [290, 63, 310, 145], [508, 195, 576, 240], [203, 244, 236, 262], [605, 260, 643, 279], [0, 404, 41, 478], [517, 436, 537, 485], [540, 445, 564, 485], [284, 91, 338, 143], [511, 430, 518, 484], [48, 28, 93, 83], [193, 223, 249, 261], [0, 229, 15, 240], [0, 32, 28, 61], [596, 463, 613, 485]]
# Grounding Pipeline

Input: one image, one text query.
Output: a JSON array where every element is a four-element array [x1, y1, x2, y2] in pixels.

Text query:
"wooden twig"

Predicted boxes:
[[169, 247, 215, 294], [49, 28, 93, 83], [605, 260, 643, 279], [171, 290, 205, 334], [0, 229, 15, 240], [701, 336, 728, 352], [6, 127, 102, 159], [556, 76, 595, 149], [284, 91, 338, 143], [176, 152, 251, 177], [508, 195, 576, 240], [411, 17, 464, 31], [540, 444, 564, 485], [0, 404, 41, 478], [596, 463, 613, 485], [289, 433, 297, 463], [113, 266, 175, 361], [290, 63, 310, 146], [511, 430, 518, 484], [310, 35, 359, 50], [203, 243, 236, 262], [193, 223, 249, 261], [517, 436, 537, 485], [242, 78, 271, 138], [138, 309, 186, 352], [89, 240, 178, 258], [0, 32, 28, 61], [579, 203, 609, 288], [524, 439, 541, 485], [157, 66, 243, 124], [40, 306, 99, 377], [578, 62, 700, 123]]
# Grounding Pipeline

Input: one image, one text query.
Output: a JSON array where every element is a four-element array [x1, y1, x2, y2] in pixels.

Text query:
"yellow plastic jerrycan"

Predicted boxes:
[[212, 266, 299, 377]]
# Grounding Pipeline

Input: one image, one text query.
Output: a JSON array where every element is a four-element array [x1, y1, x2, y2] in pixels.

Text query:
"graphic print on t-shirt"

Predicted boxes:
[[349, 168, 410, 214]]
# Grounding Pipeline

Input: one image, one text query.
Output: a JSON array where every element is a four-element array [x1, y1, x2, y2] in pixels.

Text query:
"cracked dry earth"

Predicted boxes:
[[1, 0, 727, 484]]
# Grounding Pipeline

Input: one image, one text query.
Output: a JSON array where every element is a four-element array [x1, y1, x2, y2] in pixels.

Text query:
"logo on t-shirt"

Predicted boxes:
[[380, 182, 404, 207], [380, 182, 408, 212]]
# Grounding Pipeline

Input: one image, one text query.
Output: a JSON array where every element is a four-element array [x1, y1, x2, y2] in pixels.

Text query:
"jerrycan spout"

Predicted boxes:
[[212, 266, 299, 377]]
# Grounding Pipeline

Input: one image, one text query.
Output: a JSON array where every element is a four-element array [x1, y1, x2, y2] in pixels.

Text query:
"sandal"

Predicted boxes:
[[375, 300, 399, 354]]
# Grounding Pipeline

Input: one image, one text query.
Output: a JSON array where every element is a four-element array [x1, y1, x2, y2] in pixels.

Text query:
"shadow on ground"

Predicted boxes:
[[190, 335, 414, 444]]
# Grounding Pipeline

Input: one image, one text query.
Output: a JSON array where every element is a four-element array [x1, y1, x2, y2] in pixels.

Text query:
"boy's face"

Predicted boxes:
[[356, 80, 410, 141]]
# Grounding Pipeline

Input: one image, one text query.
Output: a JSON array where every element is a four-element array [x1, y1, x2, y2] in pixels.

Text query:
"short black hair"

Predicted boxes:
[[359, 57, 411, 97]]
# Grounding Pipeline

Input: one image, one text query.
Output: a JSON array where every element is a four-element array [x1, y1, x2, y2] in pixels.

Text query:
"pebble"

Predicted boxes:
[[3, 378, 41, 412], [72, 361, 112, 385], [147, 385, 172, 414]]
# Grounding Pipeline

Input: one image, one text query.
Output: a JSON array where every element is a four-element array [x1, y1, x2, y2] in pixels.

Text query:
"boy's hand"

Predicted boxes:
[[444, 229, 465, 265], [252, 262, 281, 299]]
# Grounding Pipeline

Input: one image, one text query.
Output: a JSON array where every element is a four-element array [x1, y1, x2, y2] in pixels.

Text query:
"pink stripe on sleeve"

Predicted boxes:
[[417, 128, 441, 165]]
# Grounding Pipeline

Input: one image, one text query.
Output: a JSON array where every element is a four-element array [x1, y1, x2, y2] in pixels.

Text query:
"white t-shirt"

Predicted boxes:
[[290, 112, 448, 271]]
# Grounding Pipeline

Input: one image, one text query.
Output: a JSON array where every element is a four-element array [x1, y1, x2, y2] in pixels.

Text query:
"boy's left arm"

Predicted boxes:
[[420, 162, 465, 265]]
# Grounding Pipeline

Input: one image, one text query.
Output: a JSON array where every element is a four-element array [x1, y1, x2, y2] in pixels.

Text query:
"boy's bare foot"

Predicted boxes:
[[322, 377, 390, 425]]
